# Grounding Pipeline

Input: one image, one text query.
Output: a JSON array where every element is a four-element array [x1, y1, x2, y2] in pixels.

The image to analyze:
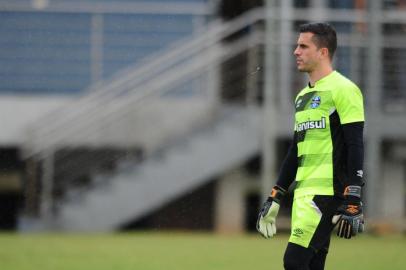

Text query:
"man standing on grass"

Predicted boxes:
[[256, 22, 365, 270]]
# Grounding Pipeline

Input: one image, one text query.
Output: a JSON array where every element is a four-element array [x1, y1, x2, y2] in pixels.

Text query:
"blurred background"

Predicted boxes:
[[0, 0, 404, 235]]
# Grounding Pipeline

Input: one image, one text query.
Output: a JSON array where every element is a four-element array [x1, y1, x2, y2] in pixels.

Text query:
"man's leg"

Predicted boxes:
[[283, 242, 315, 270], [307, 195, 341, 270], [286, 195, 341, 270], [309, 238, 330, 270]]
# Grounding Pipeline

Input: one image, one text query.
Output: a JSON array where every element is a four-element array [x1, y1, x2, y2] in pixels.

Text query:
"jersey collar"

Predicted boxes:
[[308, 70, 337, 88]]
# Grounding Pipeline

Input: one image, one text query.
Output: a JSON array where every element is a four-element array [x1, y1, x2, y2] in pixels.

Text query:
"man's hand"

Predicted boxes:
[[332, 185, 365, 239], [256, 185, 286, 239]]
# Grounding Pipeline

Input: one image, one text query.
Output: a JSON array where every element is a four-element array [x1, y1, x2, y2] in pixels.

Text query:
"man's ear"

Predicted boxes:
[[320, 47, 330, 59]]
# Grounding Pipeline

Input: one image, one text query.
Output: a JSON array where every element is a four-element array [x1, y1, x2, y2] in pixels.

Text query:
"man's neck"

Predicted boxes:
[[308, 66, 334, 87]]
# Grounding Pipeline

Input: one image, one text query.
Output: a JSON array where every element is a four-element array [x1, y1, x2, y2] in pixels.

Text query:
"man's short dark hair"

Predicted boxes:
[[299, 22, 337, 60]]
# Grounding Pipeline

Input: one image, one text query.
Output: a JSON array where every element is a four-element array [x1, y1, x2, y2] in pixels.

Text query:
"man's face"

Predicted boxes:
[[293, 32, 323, 73]]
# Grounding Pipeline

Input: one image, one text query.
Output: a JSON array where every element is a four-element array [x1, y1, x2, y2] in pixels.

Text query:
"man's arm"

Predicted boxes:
[[334, 121, 365, 239], [275, 132, 298, 191], [343, 121, 364, 187]]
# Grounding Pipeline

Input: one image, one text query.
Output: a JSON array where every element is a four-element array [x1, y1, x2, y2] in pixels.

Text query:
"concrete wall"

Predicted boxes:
[[0, 96, 72, 145]]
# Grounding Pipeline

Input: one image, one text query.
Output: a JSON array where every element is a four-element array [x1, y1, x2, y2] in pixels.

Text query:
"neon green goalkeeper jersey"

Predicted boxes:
[[293, 71, 364, 197]]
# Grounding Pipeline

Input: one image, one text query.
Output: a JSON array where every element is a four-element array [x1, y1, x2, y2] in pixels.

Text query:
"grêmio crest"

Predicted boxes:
[[310, 96, 321, 109]]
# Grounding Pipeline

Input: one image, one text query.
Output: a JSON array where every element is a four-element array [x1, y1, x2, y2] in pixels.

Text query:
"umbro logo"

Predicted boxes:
[[296, 99, 303, 108], [357, 170, 363, 178], [293, 228, 304, 237]]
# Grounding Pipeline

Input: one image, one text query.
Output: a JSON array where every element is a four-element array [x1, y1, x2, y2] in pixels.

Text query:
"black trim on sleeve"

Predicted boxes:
[[276, 133, 298, 191], [342, 122, 364, 187]]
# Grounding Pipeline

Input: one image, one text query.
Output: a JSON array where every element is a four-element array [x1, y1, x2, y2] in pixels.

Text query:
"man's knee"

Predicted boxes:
[[284, 257, 303, 270], [309, 248, 328, 270], [283, 253, 306, 270], [283, 243, 314, 270]]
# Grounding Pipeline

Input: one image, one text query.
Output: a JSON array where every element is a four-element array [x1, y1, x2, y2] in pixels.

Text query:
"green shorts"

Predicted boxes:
[[289, 194, 342, 250]]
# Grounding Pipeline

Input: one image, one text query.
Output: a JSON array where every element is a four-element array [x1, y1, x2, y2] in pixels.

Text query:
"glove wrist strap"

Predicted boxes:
[[344, 185, 362, 203], [268, 185, 286, 204], [344, 185, 362, 198]]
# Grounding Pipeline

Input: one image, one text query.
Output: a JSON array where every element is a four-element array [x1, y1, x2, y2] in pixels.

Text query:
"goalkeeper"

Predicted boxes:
[[257, 22, 365, 270]]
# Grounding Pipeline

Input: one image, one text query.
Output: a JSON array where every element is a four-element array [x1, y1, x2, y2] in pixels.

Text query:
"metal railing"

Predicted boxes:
[[23, 8, 266, 159], [22, 8, 266, 219]]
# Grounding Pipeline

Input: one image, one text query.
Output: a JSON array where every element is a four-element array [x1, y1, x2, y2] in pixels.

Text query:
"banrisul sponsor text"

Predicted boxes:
[[296, 117, 326, 132]]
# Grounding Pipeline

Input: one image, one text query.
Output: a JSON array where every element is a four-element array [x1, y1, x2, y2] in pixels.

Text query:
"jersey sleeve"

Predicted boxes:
[[332, 83, 364, 124], [342, 122, 364, 188]]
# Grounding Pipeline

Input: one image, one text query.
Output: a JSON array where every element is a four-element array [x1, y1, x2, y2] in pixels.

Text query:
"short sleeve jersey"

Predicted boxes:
[[293, 71, 364, 197]]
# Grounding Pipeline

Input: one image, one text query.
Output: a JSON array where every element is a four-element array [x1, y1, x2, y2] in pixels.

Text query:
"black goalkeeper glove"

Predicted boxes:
[[332, 185, 365, 239]]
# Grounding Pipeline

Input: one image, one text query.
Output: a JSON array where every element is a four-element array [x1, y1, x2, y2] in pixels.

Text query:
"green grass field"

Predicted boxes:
[[0, 232, 405, 270]]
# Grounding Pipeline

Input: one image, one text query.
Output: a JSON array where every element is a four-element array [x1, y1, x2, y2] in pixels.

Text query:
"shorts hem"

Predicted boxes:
[[288, 238, 310, 249]]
